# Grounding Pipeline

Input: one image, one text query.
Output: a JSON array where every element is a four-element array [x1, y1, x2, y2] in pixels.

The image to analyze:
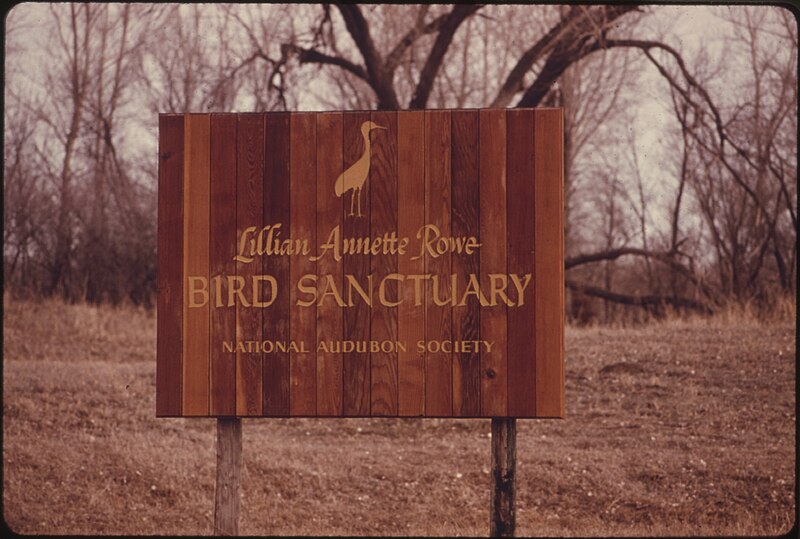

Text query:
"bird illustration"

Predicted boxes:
[[334, 120, 386, 217]]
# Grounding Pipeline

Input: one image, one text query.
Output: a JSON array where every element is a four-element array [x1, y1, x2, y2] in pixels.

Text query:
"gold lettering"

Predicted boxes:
[[311, 225, 341, 262], [464, 236, 481, 254], [213, 275, 224, 307], [296, 274, 317, 307], [405, 274, 429, 306], [265, 224, 281, 255], [412, 224, 440, 260], [342, 236, 369, 255], [188, 276, 209, 307], [234, 226, 257, 262], [510, 274, 532, 306], [412, 224, 481, 260], [318, 274, 346, 307], [256, 226, 268, 256], [252, 275, 277, 308], [489, 274, 512, 306], [379, 273, 403, 307], [227, 275, 250, 307], [346, 274, 373, 306], [457, 274, 490, 306], [398, 237, 409, 255], [431, 275, 451, 306]]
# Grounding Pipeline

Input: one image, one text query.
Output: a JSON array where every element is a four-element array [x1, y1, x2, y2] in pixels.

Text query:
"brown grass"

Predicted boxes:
[[2, 297, 796, 536]]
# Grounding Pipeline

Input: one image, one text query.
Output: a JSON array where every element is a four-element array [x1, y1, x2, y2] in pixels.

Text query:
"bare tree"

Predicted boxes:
[[4, 4, 794, 315]]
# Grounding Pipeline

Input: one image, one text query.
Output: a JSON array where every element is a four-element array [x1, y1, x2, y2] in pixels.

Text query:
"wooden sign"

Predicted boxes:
[[157, 109, 564, 418]]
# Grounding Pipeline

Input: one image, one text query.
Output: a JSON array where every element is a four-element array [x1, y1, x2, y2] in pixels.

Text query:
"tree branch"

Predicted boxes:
[[491, 5, 638, 108], [385, 7, 446, 73], [282, 43, 368, 81], [566, 280, 714, 314], [408, 4, 482, 109], [334, 3, 399, 109], [565, 246, 722, 304]]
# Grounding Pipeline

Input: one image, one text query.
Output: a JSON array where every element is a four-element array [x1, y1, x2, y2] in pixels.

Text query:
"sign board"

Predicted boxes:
[[157, 109, 564, 418]]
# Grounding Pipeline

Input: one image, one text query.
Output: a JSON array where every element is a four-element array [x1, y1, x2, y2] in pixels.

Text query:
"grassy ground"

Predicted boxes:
[[2, 297, 795, 536]]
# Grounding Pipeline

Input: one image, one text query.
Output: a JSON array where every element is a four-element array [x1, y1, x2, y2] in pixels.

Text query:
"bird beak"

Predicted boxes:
[[374, 125, 387, 131]]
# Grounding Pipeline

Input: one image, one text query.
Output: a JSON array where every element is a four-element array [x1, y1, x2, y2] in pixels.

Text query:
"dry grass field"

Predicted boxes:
[[2, 296, 796, 536]]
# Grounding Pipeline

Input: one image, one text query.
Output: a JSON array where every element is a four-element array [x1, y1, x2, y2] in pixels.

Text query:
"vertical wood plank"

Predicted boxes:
[[534, 109, 565, 418], [157, 114, 184, 416], [451, 110, 481, 417], [397, 111, 425, 417], [210, 114, 237, 416], [183, 114, 211, 416], [316, 113, 344, 416], [235, 114, 264, 416], [506, 109, 536, 417], [342, 112, 372, 416], [369, 110, 398, 416], [424, 110, 452, 417], [263, 113, 291, 416], [289, 113, 317, 416], [479, 109, 508, 417]]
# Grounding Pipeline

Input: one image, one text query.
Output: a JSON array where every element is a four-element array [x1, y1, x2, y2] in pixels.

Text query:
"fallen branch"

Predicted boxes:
[[566, 280, 714, 315], [565, 246, 722, 304]]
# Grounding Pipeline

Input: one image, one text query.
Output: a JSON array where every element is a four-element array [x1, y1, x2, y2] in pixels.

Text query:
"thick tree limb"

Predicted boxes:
[[385, 6, 443, 73], [334, 3, 399, 109], [408, 4, 482, 109], [490, 5, 638, 108], [565, 247, 672, 270], [566, 280, 714, 315], [282, 44, 368, 81], [279, 5, 479, 109]]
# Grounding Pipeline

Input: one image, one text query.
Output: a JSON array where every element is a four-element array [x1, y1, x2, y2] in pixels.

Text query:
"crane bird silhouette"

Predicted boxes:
[[334, 120, 386, 217]]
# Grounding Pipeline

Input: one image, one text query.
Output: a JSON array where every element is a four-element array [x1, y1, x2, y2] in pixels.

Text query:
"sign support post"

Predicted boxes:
[[214, 417, 242, 536], [490, 417, 516, 537]]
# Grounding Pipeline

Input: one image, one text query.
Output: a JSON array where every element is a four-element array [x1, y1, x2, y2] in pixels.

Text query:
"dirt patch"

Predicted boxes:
[[2, 299, 796, 536]]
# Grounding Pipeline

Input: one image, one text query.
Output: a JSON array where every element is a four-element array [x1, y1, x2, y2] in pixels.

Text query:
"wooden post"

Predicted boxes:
[[490, 417, 516, 537], [214, 418, 242, 535]]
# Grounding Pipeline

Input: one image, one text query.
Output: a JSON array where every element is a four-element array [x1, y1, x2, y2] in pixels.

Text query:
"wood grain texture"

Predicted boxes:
[[397, 111, 425, 416], [235, 114, 263, 416], [315, 113, 343, 416], [263, 113, 291, 416], [342, 112, 371, 416], [534, 109, 565, 418], [423, 110, 452, 417], [182, 114, 211, 416], [369, 111, 399, 416], [159, 108, 563, 419], [506, 109, 536, 417], [210, 114, 237, 416], [213, 418, 242, 535], [289, 113, 317, 416], [479, 109, 508, 417], [156, 114, 184, 417], [490, 417, 517, 535], [451, 110, 481, 417]]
